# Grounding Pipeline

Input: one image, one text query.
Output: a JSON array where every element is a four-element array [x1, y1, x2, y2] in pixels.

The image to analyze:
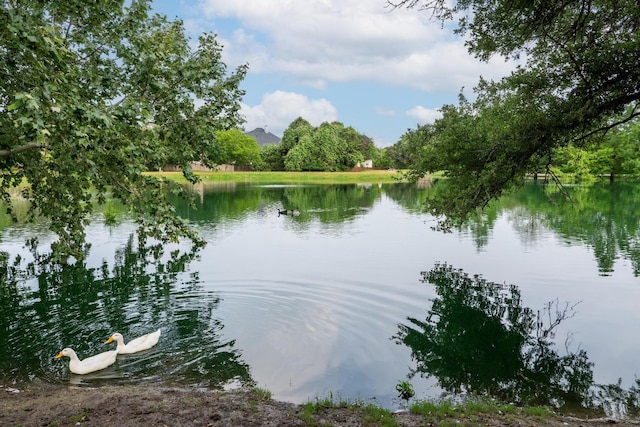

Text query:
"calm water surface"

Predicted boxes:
[[1, 181, 639, 413]]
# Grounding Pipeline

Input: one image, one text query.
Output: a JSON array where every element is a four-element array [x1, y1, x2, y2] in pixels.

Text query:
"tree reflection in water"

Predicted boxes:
[[393, 263, 593, 409], [0, 236, 253, 389]]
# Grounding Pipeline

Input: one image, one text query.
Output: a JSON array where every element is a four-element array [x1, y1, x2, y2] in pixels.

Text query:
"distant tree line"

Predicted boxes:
[[258, 117, 380, 171], [391, 112, 640, 184], [193, 109, 640, 178], [217, 117, 397, 171]]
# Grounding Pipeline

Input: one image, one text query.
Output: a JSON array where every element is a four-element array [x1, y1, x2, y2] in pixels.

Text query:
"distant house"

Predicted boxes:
[[356, 159, 373, 168], [245, 127, 281, 146]]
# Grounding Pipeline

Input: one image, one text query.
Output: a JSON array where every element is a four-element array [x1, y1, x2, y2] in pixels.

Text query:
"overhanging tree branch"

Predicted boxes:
[[575, 110, 640, 142], [0, 142, 45, 158]]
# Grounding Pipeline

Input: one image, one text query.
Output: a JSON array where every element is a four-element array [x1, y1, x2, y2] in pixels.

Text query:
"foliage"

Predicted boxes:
[[258, 144, 285, 171], [215, 128, 261, 166], [375, 148, 394, 169], [552, 145, 598, 183], [591, 114, 640, 179], [280, 117, 314, 153], [290, 122, 341, 171], [0, 0, 247, 261], [536, 113, 640, 181], [389, 0, 640, 230], [396, 380, 415, 402], [277, 117, 375, 172], [334, 122, 374, 167], [387, 124, 434, 170], [284, 134, 317, 171], [102, 201, 119, 226]]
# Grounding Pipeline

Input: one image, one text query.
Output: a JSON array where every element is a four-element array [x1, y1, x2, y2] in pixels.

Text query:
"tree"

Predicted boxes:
[[333, 122, 368, 170], [280, 117, 314, 153], [0, 0, 247, 261], [216, 129, 261, 166], [389, 0, 640, 230], [388, 124, 434, 169], [280, 119, 375, 171], [591, 115, 640, 180], [258, 144, 285, 171], [375, 148, 394, 169]]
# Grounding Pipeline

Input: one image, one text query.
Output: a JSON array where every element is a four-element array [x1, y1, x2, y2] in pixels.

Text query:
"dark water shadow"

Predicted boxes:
[[0, 235, 253, 390], [393, 263, 640, 419]]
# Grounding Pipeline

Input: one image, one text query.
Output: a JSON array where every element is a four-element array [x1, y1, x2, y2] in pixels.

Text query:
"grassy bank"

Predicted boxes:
[[148, 170, 409, 184], [3, 384, 617, 427]]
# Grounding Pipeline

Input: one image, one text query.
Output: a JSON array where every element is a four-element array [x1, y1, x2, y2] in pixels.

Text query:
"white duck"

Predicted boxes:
[[105, 329, 161, 354], [55, 348, 118, 375]]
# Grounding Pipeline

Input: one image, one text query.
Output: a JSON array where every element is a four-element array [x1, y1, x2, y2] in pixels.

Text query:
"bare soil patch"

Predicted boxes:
[[1, 384, 638, 427]]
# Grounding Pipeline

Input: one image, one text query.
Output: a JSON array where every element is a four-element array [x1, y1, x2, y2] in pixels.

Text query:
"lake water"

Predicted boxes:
[[1, 181, 639, 414]]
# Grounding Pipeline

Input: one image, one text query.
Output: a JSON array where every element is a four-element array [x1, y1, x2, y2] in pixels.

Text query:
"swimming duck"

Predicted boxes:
[[55, 347, 118, 375], [105, 329, 161, 354], [278, 208, 300, 216]]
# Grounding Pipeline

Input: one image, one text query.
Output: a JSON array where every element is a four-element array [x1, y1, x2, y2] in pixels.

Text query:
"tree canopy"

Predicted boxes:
[[387, 124, 434, 169], [390, 0, 640, 230], [215, 129, 261, 167], [0, 0, 247, 260], [275, 118, 374, 172]]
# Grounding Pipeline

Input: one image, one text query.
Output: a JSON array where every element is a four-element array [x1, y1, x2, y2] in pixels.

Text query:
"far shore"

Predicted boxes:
[[148, 169, 414, 184]]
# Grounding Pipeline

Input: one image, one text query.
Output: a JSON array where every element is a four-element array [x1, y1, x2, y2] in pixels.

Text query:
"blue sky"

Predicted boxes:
[[151, 0, 516, 147]]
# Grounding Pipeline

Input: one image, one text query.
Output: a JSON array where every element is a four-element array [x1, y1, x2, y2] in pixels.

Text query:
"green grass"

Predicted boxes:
[[303, 396, 350, 411], [410, 398, 552, 425], [299, 395, 397, 427], [524, 405, 554, 417], [361, 404, 398, 426], [149, 170, 410, 184], [251, 387, 272, 401]]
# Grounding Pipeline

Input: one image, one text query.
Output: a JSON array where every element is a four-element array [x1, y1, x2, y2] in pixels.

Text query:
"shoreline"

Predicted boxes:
[[2, 383, 638, 427]]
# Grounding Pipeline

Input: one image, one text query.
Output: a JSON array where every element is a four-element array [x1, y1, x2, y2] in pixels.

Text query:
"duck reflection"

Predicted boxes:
[[0, 236, 253, 390], [393, 263, 593, 408]]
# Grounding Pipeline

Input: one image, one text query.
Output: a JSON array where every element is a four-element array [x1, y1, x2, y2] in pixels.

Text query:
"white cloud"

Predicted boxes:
[[405, 105, 442, 124], [371, 134, 396, 148], [179, 0, 518, 143], [199, 0, 515, 91], [375, 107, 396, 117], [240, 91, 338, 135]]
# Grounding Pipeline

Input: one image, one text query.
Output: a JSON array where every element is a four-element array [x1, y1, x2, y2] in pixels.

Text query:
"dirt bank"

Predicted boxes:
[[1, 384, 638, 427]]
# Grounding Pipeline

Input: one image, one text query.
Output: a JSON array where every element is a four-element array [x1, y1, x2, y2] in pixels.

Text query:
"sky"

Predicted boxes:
[[151, 0, 517, 147]]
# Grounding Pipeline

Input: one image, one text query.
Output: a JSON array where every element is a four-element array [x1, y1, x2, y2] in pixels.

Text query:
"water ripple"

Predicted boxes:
[[1, 282, 253, 391], [199, 276, 433, 406]]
